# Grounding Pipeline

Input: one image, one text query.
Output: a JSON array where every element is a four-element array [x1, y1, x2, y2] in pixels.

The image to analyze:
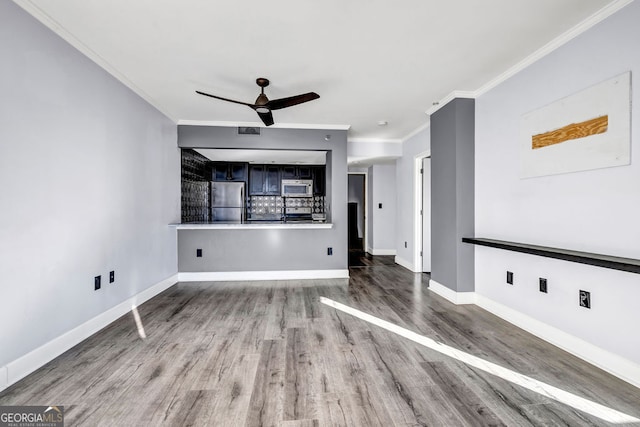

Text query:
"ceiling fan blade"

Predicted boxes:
[[266, 92, 320, 111], [257, 110, 274, 126], [195, 90, 253, 107]]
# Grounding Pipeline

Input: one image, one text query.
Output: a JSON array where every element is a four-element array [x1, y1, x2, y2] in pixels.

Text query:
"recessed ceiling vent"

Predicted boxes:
[[238, 126, 261, 135]]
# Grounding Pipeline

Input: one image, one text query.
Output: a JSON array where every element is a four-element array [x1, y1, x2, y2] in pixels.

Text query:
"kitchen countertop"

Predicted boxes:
[[170, 221, 333, 230]]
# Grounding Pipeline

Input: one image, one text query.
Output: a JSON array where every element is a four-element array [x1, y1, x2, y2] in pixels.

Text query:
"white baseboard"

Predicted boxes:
[[367, 248, 397, 256], [428, 279, 476, 305], [394, 256, 417, 272], [426, 282, 640, 387], [1, 274, 178, 393], [475, 294, 640, 389], [178, 269, 349, 282]]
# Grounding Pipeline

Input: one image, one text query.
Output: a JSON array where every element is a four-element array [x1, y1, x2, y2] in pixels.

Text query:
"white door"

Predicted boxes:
[[422, 157, 431, 272]]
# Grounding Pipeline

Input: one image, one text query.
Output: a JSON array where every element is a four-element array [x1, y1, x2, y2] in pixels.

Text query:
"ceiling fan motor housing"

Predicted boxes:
[[254, 93, 270, 112]]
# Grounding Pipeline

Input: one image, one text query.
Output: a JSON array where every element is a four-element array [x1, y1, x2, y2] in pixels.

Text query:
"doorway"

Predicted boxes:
[[421, 157, 431, 273], [413, 152, 431, 273], [348, 173, 366, 262]]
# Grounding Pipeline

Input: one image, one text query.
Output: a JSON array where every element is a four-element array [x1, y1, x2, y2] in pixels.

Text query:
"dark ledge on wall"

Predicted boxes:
[[462, 237, 640, 274]]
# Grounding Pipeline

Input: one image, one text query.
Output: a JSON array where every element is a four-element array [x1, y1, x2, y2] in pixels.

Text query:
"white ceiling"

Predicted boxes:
[[16, 0, 623, 142], [195, 149, 326, 165]]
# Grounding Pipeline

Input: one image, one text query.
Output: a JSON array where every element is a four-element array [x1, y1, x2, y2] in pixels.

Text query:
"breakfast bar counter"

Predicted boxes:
[[171, 221, 332, 230]]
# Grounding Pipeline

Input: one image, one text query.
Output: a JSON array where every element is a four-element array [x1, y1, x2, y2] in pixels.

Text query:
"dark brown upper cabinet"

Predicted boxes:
[[281, 165, 312, 180], [311, 166, 325, 195], [249, 164, 281, 195], [212, 162, 248, 182]]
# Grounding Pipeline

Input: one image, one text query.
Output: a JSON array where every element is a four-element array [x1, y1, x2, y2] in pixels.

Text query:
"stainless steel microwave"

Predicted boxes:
[[281, 179, 313, 197]]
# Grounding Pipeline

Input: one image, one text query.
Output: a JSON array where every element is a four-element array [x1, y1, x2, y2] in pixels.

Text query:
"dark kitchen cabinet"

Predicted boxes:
[[297, 166, 312, 179], [213, 163, 227, 181], [212, 162, 248, 182], [311, 166, 325, 195], [281, 165, 297, 180], [265, 166, 281, 194], [249, 165, 265, 195], [249, 164, 281, 195], [281, 165, 312, 180]]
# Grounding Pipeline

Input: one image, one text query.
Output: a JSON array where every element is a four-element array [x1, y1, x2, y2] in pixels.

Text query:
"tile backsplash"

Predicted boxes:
[[247, 196, 283, 217], [248, 195, 325, 218], [182, 181, 209, 223], [181, 149, 210, 223], [311, 196, 326, 214]]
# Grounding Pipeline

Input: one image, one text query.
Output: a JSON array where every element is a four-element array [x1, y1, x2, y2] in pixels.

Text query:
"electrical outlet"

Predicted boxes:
[[378, 203, 383, 209], [539, 278, 547, 293], [109, 271, 115, 283], [196, 249, 202, 257], [579, 290, 591, 309], [94, 275, 101, 291], [506, 271, 513, 285], [327, 247, 333, 256]]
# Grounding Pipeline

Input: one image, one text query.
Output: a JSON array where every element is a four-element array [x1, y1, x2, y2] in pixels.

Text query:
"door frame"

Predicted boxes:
[[347, 171, 368, 253], [413, 150, 431, 271]]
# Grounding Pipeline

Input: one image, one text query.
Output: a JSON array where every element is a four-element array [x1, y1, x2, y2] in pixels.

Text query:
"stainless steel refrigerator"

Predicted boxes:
[[210, 181, 245, 222]]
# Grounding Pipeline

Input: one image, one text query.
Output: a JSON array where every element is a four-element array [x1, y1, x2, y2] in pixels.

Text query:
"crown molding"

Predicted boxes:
[[425, 91, 476, 116], [348, 137, 403, 144], [14, 0, 178, 123], [400, 121, 431, 143], [473, 0, 634, 99], [423, 0, 633, 117], [177, 119, 351, 131]]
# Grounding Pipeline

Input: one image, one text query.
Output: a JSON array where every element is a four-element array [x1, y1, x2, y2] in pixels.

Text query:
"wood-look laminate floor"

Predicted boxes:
[[2, 258, 640, 426]]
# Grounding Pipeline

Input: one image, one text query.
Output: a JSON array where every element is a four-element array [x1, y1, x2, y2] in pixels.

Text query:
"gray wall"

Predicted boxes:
[[178, 228, 345, 271], [177, 126, 348, 272], [0, 1, 180, 368], [430, 98, 475, 292], [370, 164, 397, 252], [475, 1, 640, 365]]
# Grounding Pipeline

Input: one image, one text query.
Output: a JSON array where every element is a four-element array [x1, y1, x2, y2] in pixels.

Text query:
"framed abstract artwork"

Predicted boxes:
[[520, 71, 631, 178]]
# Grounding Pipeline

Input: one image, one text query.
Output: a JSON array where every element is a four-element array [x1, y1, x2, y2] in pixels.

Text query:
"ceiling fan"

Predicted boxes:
[[196, 78, 320, 126]]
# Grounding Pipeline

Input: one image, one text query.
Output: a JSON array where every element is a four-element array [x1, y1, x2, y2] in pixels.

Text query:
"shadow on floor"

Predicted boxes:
[[348, 250, 396, 267]]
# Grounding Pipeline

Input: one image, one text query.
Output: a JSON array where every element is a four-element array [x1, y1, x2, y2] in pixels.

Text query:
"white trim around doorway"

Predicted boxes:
[[413, 150, 431, 273]]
